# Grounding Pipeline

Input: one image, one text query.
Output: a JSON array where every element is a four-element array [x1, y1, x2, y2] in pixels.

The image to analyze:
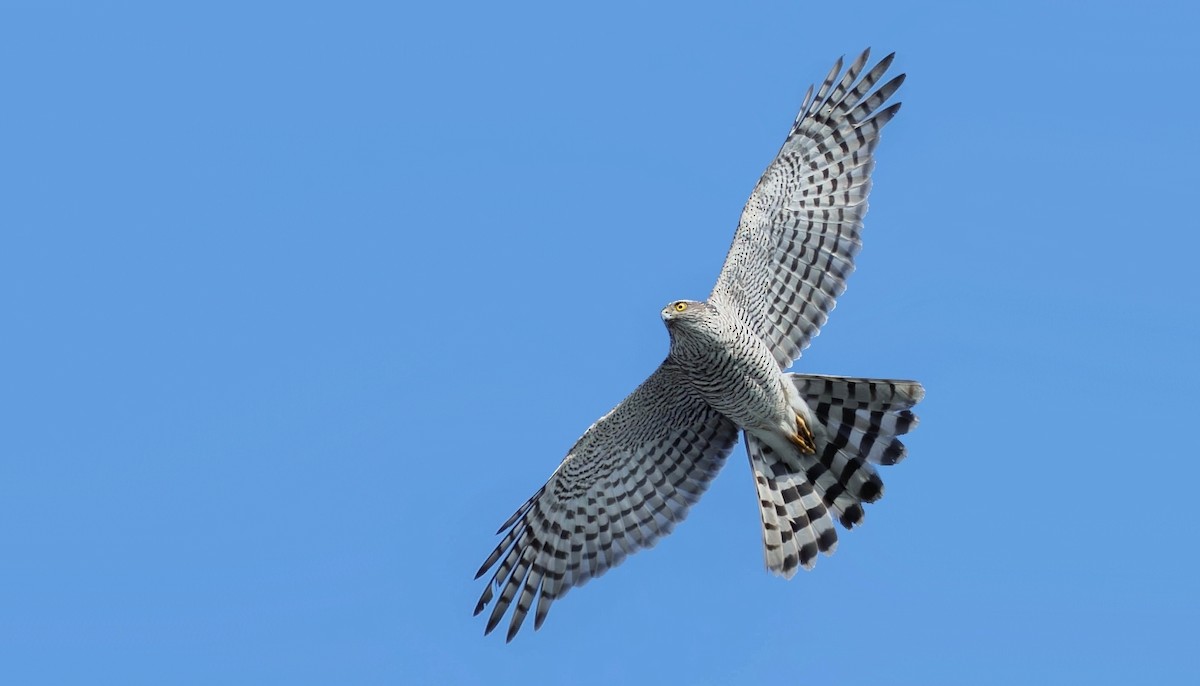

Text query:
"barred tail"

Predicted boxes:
[[747, 374, 924, 578]]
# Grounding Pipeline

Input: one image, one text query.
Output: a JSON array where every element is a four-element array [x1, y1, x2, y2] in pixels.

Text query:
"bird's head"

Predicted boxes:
[[661, 299, 702, 323], [661, 299, 723, 357], [661, 299, 725, 328]]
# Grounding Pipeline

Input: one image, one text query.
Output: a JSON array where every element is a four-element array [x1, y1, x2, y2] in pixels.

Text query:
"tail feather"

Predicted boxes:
[[746, 435, 837, 578], [749, 374, 923, 576]]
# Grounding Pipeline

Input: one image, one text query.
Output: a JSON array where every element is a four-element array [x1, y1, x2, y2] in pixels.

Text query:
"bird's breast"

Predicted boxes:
[[673, 320, 788, 431]]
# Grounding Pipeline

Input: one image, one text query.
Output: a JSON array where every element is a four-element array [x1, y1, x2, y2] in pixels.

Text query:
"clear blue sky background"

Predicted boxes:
[[3, 1, 1198, 683]]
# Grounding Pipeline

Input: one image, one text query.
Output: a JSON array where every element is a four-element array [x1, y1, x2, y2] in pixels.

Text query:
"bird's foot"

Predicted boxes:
[[788, 413, 817, 454]]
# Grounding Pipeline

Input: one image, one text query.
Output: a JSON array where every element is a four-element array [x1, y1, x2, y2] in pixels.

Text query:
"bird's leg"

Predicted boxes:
[[788, 413, 817, 454]]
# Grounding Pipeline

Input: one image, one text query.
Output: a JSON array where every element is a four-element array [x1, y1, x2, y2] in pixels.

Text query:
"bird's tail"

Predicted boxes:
[[745, 374, 924, 578]]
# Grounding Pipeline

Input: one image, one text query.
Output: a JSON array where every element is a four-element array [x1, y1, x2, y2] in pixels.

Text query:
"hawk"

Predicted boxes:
[[475, 49, 923, 641]]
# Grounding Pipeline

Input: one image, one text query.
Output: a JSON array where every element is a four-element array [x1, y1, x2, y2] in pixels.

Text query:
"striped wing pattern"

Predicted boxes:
[[710, 50, 905, 369], [474, 364, 740, 641]]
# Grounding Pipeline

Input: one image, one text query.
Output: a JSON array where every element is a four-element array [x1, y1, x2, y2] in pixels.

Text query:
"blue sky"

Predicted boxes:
[[3, 1, 1198, 683]]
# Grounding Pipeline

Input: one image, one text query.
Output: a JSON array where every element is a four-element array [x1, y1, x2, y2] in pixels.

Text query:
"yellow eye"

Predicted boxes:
[[673, 302, 688, 312]]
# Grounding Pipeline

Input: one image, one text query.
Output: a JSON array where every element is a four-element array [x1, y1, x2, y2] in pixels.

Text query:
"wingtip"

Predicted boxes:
[[484, 612, 503, 636], [873, 51, 896, 73], [878, 101, 903, 122]]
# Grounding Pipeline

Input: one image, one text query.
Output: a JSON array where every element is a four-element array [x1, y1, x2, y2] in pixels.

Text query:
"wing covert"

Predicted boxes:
[[710, 49, 904, 369], [473, 363, 738, 641]]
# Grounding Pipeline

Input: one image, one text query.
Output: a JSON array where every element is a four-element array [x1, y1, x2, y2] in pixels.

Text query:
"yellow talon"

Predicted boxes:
[[789, 414, 817, 454]]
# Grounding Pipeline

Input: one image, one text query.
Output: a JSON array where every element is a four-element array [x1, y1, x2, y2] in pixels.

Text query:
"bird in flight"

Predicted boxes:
[[475, 49, 923, 642]]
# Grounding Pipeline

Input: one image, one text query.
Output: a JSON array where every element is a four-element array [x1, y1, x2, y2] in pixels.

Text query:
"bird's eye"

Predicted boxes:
[[674, 302, 688, 312]]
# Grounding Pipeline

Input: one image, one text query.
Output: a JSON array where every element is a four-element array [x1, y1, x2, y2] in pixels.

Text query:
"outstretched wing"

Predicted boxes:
[[474, 363, 739, 641], [710, 49, 904, 369]]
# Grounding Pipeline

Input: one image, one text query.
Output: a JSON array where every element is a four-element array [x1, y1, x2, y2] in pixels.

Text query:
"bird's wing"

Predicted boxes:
[[474, 363, 739, 641], [710, 49, 904, 369]]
